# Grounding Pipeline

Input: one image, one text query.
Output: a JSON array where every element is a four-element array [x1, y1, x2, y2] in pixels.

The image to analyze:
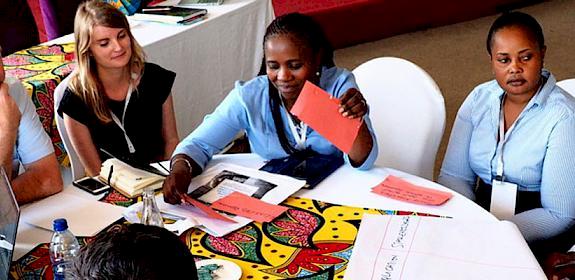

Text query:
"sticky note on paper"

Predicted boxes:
[[211, 192, 288, 223], [372, 175, 453, 206], [181, 195, 236, 223], [290, 81, 362, 154]]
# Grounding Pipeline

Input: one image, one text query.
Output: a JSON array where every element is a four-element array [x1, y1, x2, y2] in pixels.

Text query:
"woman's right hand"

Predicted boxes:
[[162, 155, 194, 204]]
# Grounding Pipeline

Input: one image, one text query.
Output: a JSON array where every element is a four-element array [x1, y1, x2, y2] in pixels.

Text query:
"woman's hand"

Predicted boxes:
[[162, 155, 195, 204], [338, 88, 368, 119]]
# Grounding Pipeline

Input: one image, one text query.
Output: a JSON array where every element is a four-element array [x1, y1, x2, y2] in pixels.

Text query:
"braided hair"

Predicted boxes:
[[261, 13, 334, 155]]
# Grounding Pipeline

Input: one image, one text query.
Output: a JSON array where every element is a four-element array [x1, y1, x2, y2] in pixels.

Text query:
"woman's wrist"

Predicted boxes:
[[170, 156, 193, 174]]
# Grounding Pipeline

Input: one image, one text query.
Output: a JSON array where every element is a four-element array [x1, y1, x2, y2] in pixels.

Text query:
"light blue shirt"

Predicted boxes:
[[175, 66, 378, 170], [9, 78, 54, 166], [439, 70, 575, 242]]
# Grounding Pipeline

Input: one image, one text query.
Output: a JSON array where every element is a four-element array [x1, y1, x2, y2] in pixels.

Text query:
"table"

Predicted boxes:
[[12, 154, 506, 279], [46, 0, 274, 139]]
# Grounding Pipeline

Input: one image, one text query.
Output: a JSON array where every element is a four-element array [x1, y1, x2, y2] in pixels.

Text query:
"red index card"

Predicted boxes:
[[211, 192, 288, 223], [181, 195, 236, 223], [372, 175, 453, 206], [290, 81, 362, 154]]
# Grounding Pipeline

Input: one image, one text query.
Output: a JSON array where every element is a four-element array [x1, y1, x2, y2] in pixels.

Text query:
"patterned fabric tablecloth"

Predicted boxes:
[[9, 193, 439, 279], [2, 43, 76, 165]]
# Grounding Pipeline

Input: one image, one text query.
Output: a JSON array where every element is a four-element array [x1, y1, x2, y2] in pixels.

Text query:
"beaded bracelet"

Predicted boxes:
[[170, 157, 193, 174]]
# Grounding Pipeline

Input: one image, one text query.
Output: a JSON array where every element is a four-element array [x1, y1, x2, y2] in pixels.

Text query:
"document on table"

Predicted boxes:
[[152, 163, 305, 236], [345, 214, 545, 280], [22, 193, 125, 236]]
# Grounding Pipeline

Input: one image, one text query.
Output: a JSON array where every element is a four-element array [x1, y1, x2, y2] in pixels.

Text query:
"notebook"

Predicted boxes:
[[177, 0, 224, 7], [259, 152, 343, 189], [0, 167, 20, 279]]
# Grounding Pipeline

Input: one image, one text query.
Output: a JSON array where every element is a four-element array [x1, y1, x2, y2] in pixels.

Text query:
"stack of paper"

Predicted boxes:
[[135, 163, 306, 236]]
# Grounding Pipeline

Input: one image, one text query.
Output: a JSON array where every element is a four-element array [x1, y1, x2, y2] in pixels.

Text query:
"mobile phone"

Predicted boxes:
[[73, 177, 110, 195]]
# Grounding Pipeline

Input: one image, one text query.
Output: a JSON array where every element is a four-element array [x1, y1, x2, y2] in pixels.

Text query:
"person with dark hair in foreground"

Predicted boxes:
[[163, 13, 378, 204], [70, 224, 198, 279]]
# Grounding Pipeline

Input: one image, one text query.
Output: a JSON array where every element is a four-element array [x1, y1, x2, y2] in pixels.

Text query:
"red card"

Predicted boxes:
[[211, 192, 288, 223], [181, 195, 235, 223], [371, 175, 453, 206], [290, 81, 362, 154]]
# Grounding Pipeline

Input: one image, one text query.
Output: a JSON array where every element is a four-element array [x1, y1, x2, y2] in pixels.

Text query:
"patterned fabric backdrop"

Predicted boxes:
[[2, 43, 76, 165], [9, 195, 440, 280]]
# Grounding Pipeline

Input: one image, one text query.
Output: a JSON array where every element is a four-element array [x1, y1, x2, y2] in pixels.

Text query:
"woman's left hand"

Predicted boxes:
[[338, 88, 368, 119]]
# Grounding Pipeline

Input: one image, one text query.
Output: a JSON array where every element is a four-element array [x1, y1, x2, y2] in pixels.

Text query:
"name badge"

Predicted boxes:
[[490, 180, 517, 220]]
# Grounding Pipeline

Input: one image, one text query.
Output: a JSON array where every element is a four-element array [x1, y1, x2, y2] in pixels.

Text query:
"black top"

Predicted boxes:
[[58, 63, 176, 164]]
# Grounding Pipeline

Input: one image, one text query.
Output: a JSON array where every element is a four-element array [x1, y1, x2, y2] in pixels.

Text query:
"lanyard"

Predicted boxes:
[[495, 94, 519, 181], [110, 83, 136, 153], [281, 105, 307, 150]]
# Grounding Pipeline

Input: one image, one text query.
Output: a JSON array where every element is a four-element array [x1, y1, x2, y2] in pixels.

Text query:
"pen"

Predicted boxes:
[[142, 7, 171, 12], [554, 260, 575, 269], [107, 165, 114, 186]]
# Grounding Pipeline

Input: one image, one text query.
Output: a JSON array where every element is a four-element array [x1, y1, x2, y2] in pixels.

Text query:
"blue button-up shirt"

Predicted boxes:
[[174, 66, 378, 171], [439, 70, 575, 242]]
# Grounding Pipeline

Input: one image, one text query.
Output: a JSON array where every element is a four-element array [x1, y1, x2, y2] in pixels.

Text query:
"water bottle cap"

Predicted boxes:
[[53, 218, 68, 231]]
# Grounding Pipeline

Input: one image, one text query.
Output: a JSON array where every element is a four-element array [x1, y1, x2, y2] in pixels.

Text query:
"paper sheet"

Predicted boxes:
[[22, 193, 125, 236], [291, 81, 362, 153], [372, 175, 452, 205], [345, 214, 545, 280], [157, 163, 306, 236], [211, 192, 288, 223]]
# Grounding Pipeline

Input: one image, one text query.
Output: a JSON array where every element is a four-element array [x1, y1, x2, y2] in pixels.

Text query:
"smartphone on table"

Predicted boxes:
[[73, 177, 110, 195]]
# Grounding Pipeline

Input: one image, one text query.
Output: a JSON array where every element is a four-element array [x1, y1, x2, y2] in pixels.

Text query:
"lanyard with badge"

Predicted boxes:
[[281, 102, 308, 150], [490, 94, 519, 220], [109, 82, 136, 154]]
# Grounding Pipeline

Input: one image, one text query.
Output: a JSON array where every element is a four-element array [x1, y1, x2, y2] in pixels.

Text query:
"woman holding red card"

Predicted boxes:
[[163, 13, 377, 204]]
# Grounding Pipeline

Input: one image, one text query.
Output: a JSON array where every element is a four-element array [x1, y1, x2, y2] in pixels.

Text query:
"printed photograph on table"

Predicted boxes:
[[189, 170, 277, 203]]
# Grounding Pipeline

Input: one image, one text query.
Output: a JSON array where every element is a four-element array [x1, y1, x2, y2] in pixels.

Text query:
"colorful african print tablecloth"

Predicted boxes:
[[2, 43, 76, 165], [9, 192, 439, 280]]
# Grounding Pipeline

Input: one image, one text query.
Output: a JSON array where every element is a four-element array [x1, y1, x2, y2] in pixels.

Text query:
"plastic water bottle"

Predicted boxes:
[[49, 218, 80, 280], [141, 187, 164, 227]]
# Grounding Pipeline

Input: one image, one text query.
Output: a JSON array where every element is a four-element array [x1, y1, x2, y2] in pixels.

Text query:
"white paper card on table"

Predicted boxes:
[[157, 163, 306, 237], [490, 180, 517, 220], [22, 193, 125, 236], [345, 214, 545, 280]]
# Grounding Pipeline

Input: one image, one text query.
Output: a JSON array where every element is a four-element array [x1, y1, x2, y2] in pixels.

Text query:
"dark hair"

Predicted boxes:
[[261, 13, 334, 155], [70, 224, 198, 280], [486, 11, 545, 55]]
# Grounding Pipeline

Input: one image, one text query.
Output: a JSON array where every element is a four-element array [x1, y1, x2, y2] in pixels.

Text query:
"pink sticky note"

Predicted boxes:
[[371, 175, 453, 206], [211, 192, 288, 223], [181, 195, 236, 223], [290, 81, 362, 154]]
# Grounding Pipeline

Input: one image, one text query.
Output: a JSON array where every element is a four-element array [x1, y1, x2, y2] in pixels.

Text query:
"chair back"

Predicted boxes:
[[352, 57, 445, 180], [557, 78, 575, 97], [54, 75, 85, 180]]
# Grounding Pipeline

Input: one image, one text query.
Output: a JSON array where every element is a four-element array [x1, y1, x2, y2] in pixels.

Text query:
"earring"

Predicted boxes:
[[315, 71, 320, 77]]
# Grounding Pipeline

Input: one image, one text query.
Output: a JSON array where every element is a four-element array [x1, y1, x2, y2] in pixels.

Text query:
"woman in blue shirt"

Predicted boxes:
[[163, 13, 378, 204], [439, 12, 575, 253]]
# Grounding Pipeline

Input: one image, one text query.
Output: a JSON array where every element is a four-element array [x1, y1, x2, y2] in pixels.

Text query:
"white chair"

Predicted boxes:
[[557, 78, 575, 97], [54, 75, 86, 181], [352, 57, 446, 180]]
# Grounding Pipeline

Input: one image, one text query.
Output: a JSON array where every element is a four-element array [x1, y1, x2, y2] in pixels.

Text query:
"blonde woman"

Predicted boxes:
[[58, 0, 178, 176]]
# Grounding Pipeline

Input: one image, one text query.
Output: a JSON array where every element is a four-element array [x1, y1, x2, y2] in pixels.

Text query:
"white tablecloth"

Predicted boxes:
[[47, 0, 274, 138]]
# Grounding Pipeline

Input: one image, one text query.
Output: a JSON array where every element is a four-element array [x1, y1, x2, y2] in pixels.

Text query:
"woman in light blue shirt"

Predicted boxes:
[[439, 12, 575, 254], [163, 13, 378, 204]]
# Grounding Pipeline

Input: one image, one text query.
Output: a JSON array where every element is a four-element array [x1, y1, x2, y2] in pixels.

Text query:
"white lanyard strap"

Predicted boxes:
[[110, 83, 136, 153], [282, 106, 307, 150], [496, 94, 518, 181]]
